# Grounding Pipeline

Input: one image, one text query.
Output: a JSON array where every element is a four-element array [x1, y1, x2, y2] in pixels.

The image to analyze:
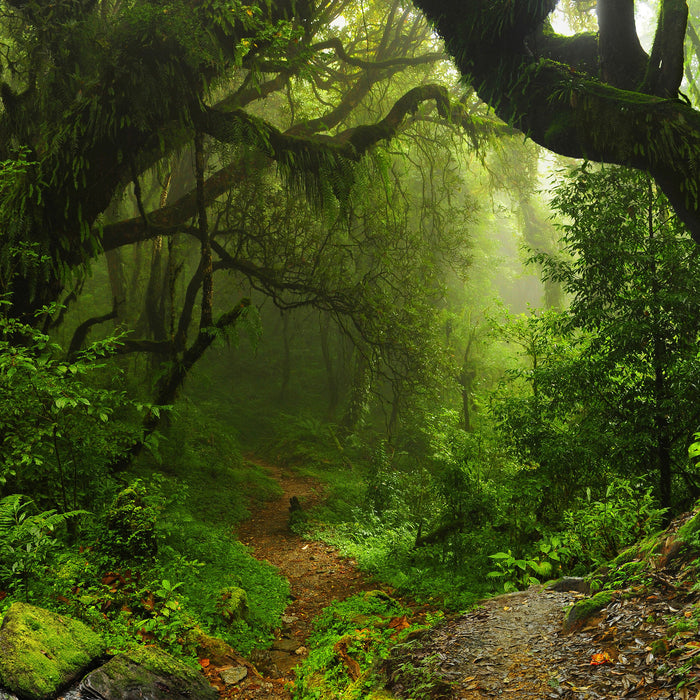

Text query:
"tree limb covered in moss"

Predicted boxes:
[[309, 37, 445, 70], [101, 84, 500, 251], [413, 0, 700, 239]]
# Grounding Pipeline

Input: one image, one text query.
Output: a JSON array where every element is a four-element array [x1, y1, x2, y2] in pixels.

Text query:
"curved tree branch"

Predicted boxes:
[[413, 0, 700, 239], [102, 84, 499, 252]]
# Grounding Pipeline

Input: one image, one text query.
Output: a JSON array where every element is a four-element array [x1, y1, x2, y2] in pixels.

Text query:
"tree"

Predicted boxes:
[[413, 0, 700, 240], [0, 0, 501, 318], [0, 0, 510, 456], [497, 165, 700, 513]]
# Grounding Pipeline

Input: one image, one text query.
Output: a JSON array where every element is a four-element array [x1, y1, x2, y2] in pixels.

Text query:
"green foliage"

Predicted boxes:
[[0, 304, 142, 511], [303, 414, 508, 608], [0, 149, 48, 297], [495, 165, 700, 515], [558, 478, 666, 570], [487, 536, 569, 592], [293, 591, 424, 700], [97, 481, 161, 562], [0, 494, 85, 601]]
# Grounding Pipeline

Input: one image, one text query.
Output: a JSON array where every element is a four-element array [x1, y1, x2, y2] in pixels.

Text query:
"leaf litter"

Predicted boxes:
[[386, 509, 700, 699]]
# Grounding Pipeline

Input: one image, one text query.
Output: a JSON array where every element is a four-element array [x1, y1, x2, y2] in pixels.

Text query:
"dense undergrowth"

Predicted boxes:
[[0, 329, 292, 660], [0, 308, 690, 700], [269, 411, 667, 610]]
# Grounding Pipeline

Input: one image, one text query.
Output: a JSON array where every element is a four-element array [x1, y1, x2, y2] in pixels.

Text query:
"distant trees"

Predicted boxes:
[[495, 165, 700, 512]]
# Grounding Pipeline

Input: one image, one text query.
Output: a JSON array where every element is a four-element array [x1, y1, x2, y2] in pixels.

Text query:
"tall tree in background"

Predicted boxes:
[[500, 165, 700, 512]]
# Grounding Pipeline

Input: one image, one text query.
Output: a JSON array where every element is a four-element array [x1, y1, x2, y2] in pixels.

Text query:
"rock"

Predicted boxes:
[[562, 590, 616, 634], [220, 665, 247, 685], [217, 586, 249, 625], [79, 646, 217, 700], [0, 602, 106, 700], [188, 628, 247, 667], [271, 638, 302, 653], [547, 577, 590, 594]]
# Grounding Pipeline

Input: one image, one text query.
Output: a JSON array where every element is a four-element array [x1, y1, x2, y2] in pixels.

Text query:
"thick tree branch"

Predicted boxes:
[[67, 302, 119, 358], [102, 85, 495, 252], [309, 38, 445, 71], [597, 0, 648, 89], [413, 0, 700, 240]]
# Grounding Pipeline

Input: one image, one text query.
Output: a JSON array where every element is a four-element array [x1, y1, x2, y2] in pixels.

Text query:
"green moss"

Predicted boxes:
[[611, 545, 639, 567], [0, 602, 106, 699], [563, 590, 616, 633], [218, 586, 249, 624], [677, 510, 700, 543], [82, 647, 217, 700], [123, 646, 200, 681]]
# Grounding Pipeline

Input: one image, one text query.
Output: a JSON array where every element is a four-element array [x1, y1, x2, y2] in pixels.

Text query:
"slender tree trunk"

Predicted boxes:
[[341, 348, 371, 432], [648, 178, 672, 514], [105, 249, 126, 323], [279, 310, 291, 401], [319, 311, 339, 418]]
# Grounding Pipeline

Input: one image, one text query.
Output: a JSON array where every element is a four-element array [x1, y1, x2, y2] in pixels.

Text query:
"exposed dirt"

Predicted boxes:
[[201, 464, 700, 700], [388, 515, 700, 700], [203, 461, 376, 699], [389, 582, 700, 699]]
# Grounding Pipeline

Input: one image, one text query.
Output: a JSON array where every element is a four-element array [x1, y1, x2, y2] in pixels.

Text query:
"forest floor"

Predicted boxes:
[[202, 460, 377, 699], [201, 463, 700, 700], [388, 584, 700, 699]]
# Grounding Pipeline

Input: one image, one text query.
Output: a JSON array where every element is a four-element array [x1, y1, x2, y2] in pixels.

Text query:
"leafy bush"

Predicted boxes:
[[559, 478, 666, 570], [0, 494, 85, 601], [487, 536, 570, 592], [0, 304, 142, 512], [97, 480, 161, 562], [293, 591, 425, 700]]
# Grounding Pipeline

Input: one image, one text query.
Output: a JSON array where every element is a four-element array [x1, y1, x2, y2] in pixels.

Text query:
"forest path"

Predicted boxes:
[[210, 459, 376, 699], [389, 581, 700, 700], [203, 464, 700, 700]]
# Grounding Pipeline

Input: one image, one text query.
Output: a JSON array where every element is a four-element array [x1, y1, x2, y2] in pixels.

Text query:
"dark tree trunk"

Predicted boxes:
[[319, 311, 339, 418]]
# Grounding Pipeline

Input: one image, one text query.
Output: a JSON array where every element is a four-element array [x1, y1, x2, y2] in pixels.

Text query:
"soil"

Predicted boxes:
[[389, 581, 700, 699], [202, 463, 700, 700], [204, 461, 376, 699]]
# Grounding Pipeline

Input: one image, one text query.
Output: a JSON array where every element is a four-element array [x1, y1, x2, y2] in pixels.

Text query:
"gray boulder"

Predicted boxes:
[[80, 647, 217, 700]]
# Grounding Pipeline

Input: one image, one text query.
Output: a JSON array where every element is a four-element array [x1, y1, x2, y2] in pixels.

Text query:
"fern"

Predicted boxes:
[[0, 494, 87, 601]]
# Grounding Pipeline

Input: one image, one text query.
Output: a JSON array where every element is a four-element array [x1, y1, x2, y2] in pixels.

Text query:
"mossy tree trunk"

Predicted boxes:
[[413, 0, 700, 240]]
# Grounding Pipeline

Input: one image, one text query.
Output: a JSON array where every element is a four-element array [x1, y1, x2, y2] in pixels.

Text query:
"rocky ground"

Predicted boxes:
[[387, 512, 700, 699]]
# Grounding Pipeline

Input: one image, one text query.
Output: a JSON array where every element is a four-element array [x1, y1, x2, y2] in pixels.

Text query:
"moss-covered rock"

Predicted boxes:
[[102, 482, 159, 561], [0, 602, 106, 699], [563, 590, 616, 634], [677, 510, 700, 543], [217, 586, 249, 625], [80, 646, 217, 700]]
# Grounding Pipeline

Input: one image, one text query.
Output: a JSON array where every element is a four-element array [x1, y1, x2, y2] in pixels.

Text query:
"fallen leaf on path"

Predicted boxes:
[[590, 652, 613, 665]]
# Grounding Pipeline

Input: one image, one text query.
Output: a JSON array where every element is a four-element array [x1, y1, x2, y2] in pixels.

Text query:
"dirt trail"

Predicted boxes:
[[202, 463, 700, 700], [211, 461, 376, 699]]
